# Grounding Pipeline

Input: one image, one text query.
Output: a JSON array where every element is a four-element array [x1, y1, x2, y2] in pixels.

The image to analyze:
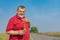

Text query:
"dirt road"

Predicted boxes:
[[31, 33, 60, 40]]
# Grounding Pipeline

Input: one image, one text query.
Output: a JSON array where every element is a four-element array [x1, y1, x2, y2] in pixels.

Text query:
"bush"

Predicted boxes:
[[30, 26, 38, 33]]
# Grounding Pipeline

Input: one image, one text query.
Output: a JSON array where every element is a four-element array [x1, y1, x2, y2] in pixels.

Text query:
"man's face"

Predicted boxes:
[[17, 8, 26, 18]]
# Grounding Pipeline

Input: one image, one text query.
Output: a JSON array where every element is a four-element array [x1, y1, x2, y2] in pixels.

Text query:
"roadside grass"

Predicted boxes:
[[38, 32, 60, 37]]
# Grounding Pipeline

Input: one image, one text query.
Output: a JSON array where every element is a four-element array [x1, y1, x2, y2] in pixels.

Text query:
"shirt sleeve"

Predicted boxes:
[[6, 18, 14, 32]]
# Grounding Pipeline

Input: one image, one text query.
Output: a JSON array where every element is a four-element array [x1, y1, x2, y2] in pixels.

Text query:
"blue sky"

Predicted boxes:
[[0, 0, 60, 33]]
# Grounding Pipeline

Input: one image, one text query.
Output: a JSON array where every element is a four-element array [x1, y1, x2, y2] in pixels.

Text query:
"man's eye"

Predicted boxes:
[[20, 11, 24, 12]]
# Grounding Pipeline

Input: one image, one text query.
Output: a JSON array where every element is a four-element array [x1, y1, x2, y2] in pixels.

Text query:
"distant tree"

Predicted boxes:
[[30, 26, 38, 33]]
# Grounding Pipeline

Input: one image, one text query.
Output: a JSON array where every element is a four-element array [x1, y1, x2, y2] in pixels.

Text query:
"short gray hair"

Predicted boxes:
[[17, 5, 26, 11]]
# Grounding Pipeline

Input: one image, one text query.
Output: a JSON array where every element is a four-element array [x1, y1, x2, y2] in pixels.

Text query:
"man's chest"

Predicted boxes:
[[13, 18, 29, 30]]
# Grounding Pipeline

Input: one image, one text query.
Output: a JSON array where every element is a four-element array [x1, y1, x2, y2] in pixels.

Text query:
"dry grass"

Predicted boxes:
[[39, 32, 60, 37], [0, 33, 9, 40]]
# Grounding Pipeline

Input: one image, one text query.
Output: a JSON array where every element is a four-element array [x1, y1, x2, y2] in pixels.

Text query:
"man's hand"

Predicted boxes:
[[18, 30, 25, 35], [6, 30, 25, 35], [6, 30, 19, 35]]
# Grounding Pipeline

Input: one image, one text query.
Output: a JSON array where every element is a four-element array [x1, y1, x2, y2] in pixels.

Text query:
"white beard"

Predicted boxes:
[[19, 15, 24, 18]]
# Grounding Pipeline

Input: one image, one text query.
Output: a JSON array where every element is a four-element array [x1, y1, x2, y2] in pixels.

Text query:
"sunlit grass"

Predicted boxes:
[[0, 33, 9, 40], [39, 32, 60, 37]]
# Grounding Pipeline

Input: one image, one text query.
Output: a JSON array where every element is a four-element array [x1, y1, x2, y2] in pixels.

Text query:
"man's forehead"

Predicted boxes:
[[19, 8, 25, 11]]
